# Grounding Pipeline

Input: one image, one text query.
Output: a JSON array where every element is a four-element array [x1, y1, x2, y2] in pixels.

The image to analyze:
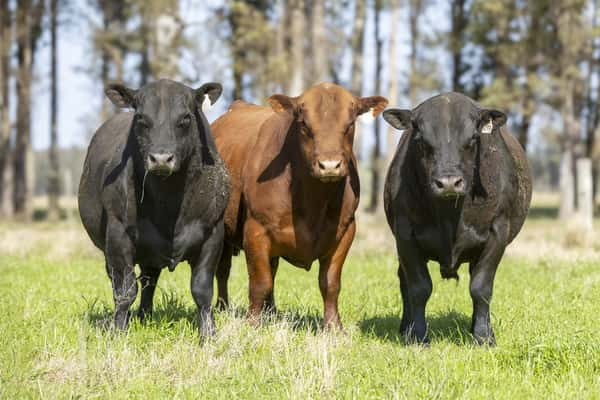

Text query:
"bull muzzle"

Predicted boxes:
[[315, 158, 345, 182], [431, 174, 465, 198], [147, 152, 176, 176]]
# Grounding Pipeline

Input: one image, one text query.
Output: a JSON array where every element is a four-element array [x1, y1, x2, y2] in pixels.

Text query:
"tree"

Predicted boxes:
[[13, 0, 44, 220], [350, 0, 366, 159], [367, 0, 383, 213], [0, 0, 12, 216], [450, 0, 467, 93], [288, 0, 305, 95], [133, 0, 183, 83], [47, 0, 60, 220], [408, 0, 425, 104], [309, 0, 327, 84], [386, 0, 400, 164], [223, 1, 275, 101], [90, 1, 130, 120]]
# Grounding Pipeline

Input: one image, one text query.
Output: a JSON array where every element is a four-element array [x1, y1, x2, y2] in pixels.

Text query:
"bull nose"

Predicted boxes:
[[316, 159, 344, 182], [147, 152, 176, 175], [318, 159, 342, 174], [432, 175, 465, 197]]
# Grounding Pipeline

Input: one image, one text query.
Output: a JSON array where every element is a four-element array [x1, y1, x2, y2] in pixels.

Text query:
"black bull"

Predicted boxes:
[[78, 79, 231, 340], [383, 92, 532, 345]]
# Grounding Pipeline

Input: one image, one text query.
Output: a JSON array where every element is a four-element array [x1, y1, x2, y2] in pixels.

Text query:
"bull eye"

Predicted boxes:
[[416, 136, 433, 156], [178, 114, 192, 128], [135, 115, 150, 129], [300, 124, 313, 138], [345, 122, 355, 135], [465, 135, 478, 150]]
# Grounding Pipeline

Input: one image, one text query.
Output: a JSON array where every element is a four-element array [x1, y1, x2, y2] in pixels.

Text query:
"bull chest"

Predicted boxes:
[[275, 215, 342, 269], [260, 196, 356, 270], [135, 217, 208, 270]]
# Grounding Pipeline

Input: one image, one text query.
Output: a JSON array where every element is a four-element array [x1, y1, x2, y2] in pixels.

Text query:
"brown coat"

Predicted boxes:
[[212, 83, 387, 328]]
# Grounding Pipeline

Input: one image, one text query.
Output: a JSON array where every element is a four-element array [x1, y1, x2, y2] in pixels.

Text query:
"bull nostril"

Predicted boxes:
[[434, 180, 444, 189], [334, 161, 341, 169], [318, 161, 326, 170], [454, 178, 464, 188], [166, 155, 174, 163], [149, 154, 157, 163]]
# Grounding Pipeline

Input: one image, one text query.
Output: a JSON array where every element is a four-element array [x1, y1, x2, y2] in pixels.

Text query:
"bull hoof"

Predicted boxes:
[[322, 320, 345, 334], [262, 303, 277, 315], [113, 310, 131, 330], [472, 323, 496, 346], [215, 299, 229, 312], [136, 309, 152, 323], [400, 323, 429, 345], [473, 332, 496, 346], [246, 312, 262, 327]]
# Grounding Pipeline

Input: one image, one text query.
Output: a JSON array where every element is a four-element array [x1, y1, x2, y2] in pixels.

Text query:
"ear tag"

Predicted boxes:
[[359, 107, 375, 124], [481, 119, 493, 134], [201, 94, 212, 112]]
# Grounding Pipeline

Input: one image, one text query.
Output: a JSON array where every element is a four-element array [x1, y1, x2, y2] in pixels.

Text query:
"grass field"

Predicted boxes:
[[1, 194, 600, 398]]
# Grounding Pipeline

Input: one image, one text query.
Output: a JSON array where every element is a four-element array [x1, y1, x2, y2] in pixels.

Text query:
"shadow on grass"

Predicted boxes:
[[83, 294, 322, 334], [268, 309, 322, 333], [359, 310, 472, 345]]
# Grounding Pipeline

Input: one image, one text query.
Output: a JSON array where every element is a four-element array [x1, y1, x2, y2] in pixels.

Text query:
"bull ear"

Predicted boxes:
[[268, 94, 298, 115], [358, 96, 389, 117], [195, 82, 222, 110], [478, 109, 507, 134], [105, 83, 137, 108], [383, 109, 412, 130]]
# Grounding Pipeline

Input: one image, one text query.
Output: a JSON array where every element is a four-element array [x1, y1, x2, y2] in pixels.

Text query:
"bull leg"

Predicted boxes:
[[215, 243, 233, 311], [190, 223, 225, 341], [318, 221, 356, 331], [105, 216, 137, 330], [396, 239, 432, 344], [137, 266, 161, 322], [398, 265, 413, 333], [469, 218, 509, 346], [263, 257, 279, 313], [243, 218, 273, 325]]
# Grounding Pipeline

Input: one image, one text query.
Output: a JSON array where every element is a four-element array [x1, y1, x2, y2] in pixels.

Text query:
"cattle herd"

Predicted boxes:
[[78, 79, 532, 346]]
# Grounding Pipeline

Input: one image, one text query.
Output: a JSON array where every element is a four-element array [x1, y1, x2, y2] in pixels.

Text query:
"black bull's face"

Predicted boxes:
[[383, 93, 507, 199], [104, 79, 222, 177]]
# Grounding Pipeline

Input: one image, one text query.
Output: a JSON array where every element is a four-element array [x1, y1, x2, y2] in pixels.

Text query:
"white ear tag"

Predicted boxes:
[[359, 107, 375, 124], [481, 119, 493, 134], [201, 94, 212, 112]]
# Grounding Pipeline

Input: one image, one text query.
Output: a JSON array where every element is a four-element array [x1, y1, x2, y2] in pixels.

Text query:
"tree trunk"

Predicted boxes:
[[350, 0, 366, 160], [367, 0, 383, 213], [288, 0, 305, 96], [14, 0, 33, 220], [139, 19, 150, 85], [559, 88, 578, 220], [310, 0, 326, 84], [559, 149, 575, 220], [450, 0, 466, 93], [0, 0, 12, 217], [576, 158, 593, 232], [408, 0, 423, 104], [48, 0, 60, 221], [386, 0, 400, 164]]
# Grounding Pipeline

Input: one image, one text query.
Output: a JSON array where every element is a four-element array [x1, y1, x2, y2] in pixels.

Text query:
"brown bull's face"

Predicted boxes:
[[269, 83, 388, 183]]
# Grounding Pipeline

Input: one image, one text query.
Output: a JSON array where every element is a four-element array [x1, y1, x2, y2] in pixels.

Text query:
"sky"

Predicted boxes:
[[26, 0, 453, 152]]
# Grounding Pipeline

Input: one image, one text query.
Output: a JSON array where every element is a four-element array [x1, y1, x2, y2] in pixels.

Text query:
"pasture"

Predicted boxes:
[[0, 195, 599, 399]]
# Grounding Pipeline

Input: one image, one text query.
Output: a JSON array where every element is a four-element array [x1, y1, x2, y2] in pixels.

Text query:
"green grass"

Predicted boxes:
[[1, 224, 599, 399]]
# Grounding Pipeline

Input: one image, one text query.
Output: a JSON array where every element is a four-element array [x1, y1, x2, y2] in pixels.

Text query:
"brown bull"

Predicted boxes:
[[211, 83, 387, 329]]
